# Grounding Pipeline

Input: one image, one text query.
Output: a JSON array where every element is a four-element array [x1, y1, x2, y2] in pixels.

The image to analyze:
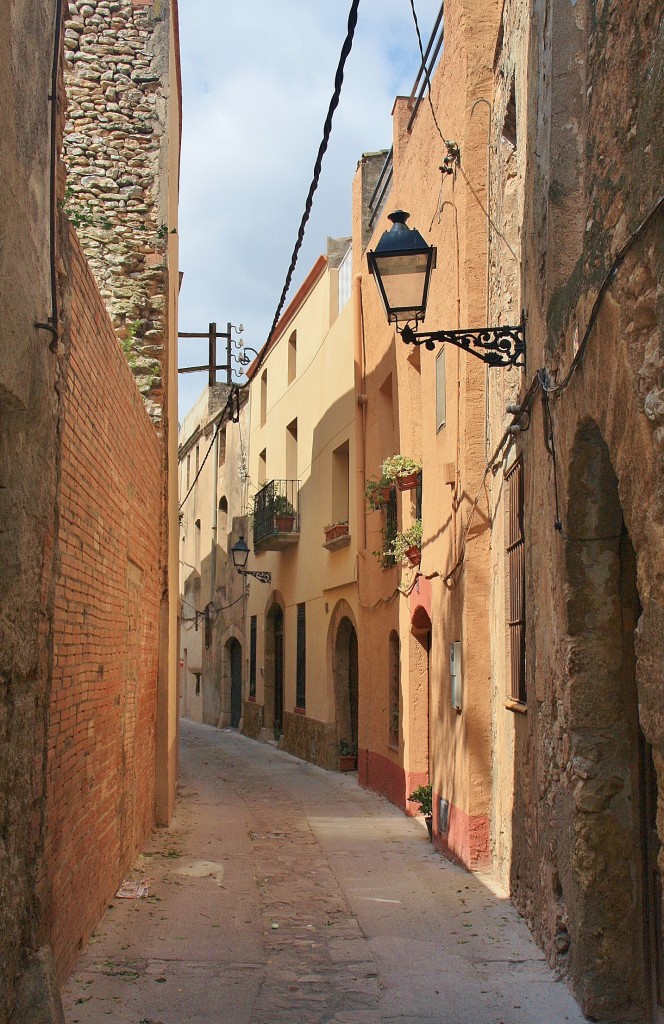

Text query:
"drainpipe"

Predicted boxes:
[[353, 273, 366, 554]]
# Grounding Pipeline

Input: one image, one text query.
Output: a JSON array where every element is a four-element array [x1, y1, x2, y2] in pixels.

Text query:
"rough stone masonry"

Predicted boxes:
[[63, 0, 171, 422]]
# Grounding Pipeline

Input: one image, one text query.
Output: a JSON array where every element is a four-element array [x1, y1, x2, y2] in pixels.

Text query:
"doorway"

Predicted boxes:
[[229, 638, 242, 729], [333, 615, 358, 749]]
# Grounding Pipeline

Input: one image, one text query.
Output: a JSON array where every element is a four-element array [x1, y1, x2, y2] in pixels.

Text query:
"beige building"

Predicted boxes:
[[242, 239, 359, 770], [178, 384, 249, 728]]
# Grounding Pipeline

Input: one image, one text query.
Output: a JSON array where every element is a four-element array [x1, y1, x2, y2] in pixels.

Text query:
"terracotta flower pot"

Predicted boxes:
[[396, 471, 420, 492], [339, 755, 357, 772], [324, 523, 348, 542], [275, 514, 295, 532], [405, 545, 421, 566]]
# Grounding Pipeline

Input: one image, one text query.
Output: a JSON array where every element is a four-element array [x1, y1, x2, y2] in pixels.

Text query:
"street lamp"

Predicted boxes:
[[231, 536, 272, 584], [368, 211, 525, 368]]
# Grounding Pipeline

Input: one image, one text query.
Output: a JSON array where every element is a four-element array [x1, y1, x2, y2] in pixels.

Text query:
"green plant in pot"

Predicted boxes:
[[269, 494, 296, 530], [392, 519, 422, 565], [409, 782, 433, 840], [338, 739, 357, 771], [364, 476, 392, 510]]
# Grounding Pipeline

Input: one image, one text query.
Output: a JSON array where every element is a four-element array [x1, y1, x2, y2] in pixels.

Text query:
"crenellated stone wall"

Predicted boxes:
[[62, 0, 173, 422]]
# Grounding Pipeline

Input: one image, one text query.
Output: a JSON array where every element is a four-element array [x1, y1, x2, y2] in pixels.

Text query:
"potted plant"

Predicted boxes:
[[338, 739, 357, 771], [381, 454, 422, 491], [270, 494, 296, 532], [391, 520, 422, 566], [364, 476, 393, 510], [323, 520, 349, 543], [409, 783, 433, 841]]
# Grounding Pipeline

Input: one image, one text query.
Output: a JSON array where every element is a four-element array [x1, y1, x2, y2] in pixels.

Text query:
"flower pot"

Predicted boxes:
[[275, 514, 295, 532], [396, 471, 420, 492], [339, 755, 357, 772], [380, 486, 393, 501], [405, 545, 421, 566], [425, 814, 433, 842], [324, 523, 348, 542]]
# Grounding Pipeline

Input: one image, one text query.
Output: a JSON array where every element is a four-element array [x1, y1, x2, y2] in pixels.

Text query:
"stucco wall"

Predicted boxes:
[[42, 229, 163, 983]]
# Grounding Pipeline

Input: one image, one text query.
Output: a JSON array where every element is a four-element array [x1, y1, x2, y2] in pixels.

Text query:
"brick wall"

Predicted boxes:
[[42, 228, 164, 981]]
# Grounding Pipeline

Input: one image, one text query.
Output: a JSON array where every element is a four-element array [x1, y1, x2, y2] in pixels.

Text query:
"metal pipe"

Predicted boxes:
[[352, 273, 366, 554]]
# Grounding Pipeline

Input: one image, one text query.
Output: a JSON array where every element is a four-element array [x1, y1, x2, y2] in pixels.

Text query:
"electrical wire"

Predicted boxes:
[[259, 0, 361, 369], [35, 0, 64, 351]]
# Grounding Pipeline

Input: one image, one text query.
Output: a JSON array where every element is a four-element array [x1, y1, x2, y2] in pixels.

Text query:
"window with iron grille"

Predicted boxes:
[[249, 616, 257, 699], [384, 488, 397, 566], [506, 458, 526, 703], [296, 603, 306, 710], [388, 630, 400, 747]]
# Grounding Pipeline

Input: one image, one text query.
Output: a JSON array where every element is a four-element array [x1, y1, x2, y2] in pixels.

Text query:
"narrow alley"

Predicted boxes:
[[63, 722, 585, 1024]]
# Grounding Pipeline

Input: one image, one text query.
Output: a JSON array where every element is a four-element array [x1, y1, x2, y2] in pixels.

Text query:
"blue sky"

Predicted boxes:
[[177, 0, 441, 419]]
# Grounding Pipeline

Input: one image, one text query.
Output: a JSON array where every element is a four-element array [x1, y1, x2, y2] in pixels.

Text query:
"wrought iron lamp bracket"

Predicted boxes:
[[236, 568, 272, 584], [400, 313, 526, 368]]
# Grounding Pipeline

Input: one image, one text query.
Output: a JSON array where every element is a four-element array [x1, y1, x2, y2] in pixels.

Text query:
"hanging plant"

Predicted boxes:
[[364, 476, 393, 510], [391, 519, 422, 564], [381, 454, 421, 491]]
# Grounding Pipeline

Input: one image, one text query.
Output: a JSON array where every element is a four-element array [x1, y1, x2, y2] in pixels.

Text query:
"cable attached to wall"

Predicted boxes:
[[35, 0, 64, 352]]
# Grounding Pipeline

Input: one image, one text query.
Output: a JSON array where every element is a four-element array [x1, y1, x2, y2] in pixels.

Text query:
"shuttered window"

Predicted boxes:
[[506, 458, 526, 703], [296, 603, 306, 710]]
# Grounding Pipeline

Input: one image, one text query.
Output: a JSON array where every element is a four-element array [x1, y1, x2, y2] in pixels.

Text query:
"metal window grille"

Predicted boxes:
[[506, 458, 526, 703], [384, 488, 397, 566], [249, 616, 257, 699], [296, 603, 306, 710]]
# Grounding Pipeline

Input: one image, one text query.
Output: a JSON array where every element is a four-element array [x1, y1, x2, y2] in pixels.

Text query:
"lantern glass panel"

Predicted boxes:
[[374, 251, 430, 322]]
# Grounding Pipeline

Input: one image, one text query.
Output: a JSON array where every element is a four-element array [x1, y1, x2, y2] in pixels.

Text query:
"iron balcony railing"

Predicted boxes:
[[253, 478, 301, 548]]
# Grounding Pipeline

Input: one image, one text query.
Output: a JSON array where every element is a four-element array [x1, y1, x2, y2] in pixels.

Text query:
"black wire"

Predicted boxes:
[[35, 0, 63, 351], [261, 0, 361, 359], [538, 371, 563, 532], [179, 384, 240, 509]]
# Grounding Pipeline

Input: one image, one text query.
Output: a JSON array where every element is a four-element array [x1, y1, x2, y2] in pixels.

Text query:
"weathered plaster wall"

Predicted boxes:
[[63, 0, 175, 421], [491, 0, 664, 1017], [43, 228, 163, 983], [354, 0, 501, 862], [0, 2, 66, 1019]]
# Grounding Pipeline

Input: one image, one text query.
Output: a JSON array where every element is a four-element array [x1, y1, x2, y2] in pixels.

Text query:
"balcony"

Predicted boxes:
[[253, 479, 300, 551]]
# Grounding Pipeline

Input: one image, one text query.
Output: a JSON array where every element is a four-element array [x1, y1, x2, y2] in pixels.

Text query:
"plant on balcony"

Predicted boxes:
[[381, 454, 422, 491], [364, 476, 393, 511], [391, 519, 422, 566], [269, 494, 296, 531], [323, 520, 349, 542]]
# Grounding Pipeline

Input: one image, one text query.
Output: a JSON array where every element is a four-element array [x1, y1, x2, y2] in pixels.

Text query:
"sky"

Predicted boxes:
[[177, 0, 442, 419]]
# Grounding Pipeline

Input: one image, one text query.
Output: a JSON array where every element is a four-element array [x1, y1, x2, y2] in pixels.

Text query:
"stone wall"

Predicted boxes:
[[42, 228, 163, 983], [63, 0, 174, 421], [490, 0, 664, 1018], [282, 712, 338, 772]]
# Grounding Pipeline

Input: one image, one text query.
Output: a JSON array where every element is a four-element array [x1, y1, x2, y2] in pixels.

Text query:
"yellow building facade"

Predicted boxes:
[[243, 240, 360, 771]]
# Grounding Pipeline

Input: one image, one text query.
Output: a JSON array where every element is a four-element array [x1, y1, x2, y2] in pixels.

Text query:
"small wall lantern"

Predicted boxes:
[[231, 535, 272, 584], [368, 210, 525, 368]]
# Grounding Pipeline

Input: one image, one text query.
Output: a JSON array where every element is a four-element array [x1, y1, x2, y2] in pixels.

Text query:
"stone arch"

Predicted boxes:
[[559, 417, 659, 1021], [216, 624, 244, 729], [327, 600, 358, 748]]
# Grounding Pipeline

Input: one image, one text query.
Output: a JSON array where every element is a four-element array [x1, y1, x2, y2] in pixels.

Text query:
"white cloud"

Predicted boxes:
[[177, 0, 441, 417]]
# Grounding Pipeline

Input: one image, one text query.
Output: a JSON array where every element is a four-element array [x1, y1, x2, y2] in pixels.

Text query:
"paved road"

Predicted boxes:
[[62, 721, 586, 1024]]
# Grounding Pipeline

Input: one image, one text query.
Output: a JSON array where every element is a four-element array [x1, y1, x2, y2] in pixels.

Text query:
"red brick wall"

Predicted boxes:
[[42, 229, 164, 981]]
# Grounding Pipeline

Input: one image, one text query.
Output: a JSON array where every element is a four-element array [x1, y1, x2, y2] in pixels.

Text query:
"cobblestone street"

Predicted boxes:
[[63, 722, 586, 1024]]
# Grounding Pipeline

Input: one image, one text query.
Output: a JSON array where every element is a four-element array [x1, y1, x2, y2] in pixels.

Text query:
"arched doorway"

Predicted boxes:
[[411, 606, 432, 778], [228, 638, 242, 729], [265, 603, 284, 739], [563, 419, 660, 1021], [333, 615, 358, 749]]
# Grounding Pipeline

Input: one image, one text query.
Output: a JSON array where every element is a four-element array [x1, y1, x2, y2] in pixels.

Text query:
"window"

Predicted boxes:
[[194, 518, 201, 572], [260, 369, 268, 425], [218, 423, 226, 466], [288, 331, 297, 384], [258, 448, 267, 485], [332, 440, 350, 525], [436, 349, 446, 430], [186, 452, 191, 488], [286, 419, 298, 479], [194, 672, 201, 696], [388, 631, 400, 747], [218, 496, 228, 552], [383, 488, 397, 567], [195, 444, 200, 476], [296, 603, 306, 710], [502, 76, 517, 148], [249, 616, 257, 698], [506, 458, 526, 704], [338, 245, 352, 312]]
